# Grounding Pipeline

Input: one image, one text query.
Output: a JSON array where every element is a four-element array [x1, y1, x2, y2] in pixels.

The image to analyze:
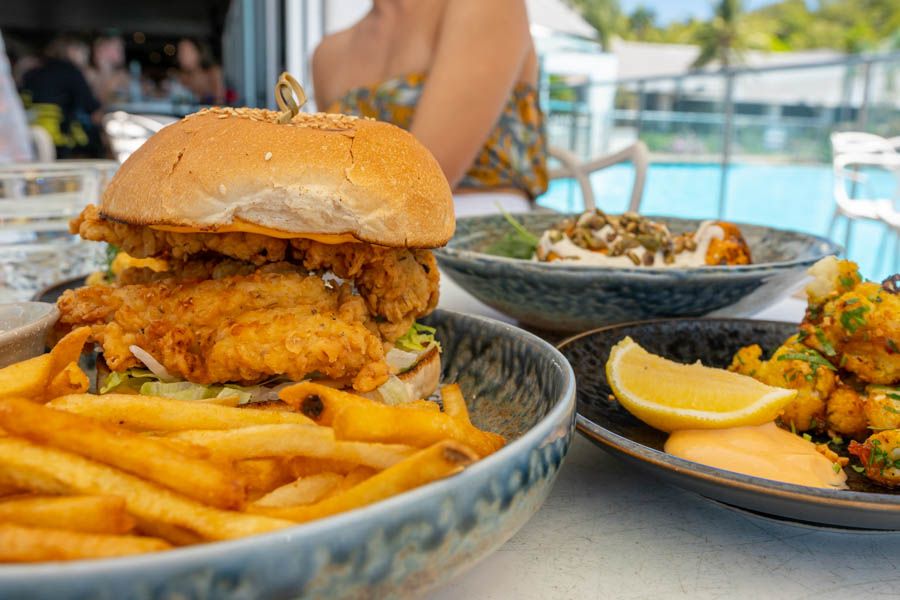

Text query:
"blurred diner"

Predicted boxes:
[[313, 0, 548, 216]]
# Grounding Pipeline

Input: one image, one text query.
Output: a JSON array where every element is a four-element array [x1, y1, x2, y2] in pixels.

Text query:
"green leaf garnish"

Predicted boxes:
[[484, 205, 539, 259], [840, 305, 869, 334], [776, 349, 836, 372], [394, 322, 441, 353], [814, 327, 836, 357]]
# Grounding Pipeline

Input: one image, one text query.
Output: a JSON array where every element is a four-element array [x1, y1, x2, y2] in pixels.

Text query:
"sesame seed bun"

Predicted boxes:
[[99, 108, 455, 248]]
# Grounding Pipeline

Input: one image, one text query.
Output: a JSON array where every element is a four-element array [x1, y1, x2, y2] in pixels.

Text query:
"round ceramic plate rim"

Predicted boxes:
[[437, 215, 840, 274], [0, 308, 577, 578], [558, 317, 900, 512]]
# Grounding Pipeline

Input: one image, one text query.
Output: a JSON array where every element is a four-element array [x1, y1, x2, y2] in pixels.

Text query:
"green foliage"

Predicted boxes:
[[570, 0, 900, 55]]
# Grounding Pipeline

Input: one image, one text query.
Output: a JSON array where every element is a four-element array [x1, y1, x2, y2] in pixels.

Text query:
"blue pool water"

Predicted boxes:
[[538, 162, 898, 281]]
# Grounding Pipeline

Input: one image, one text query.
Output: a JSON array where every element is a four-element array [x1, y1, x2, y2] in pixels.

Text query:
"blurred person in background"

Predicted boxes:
[[20, 35, 102, 159], [175, 38, 224, 104], [0, 31, 35, 163], [87, 34, 130, 105], [313, 0, 547, 216]]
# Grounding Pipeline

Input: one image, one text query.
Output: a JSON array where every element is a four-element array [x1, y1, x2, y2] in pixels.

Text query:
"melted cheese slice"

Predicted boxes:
[[151, 219, 361, 244]]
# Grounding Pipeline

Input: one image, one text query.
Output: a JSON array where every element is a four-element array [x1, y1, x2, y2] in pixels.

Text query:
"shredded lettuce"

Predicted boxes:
[[395, 323, 441, 353], [99, 369, 156, 394], [375, 375, 412, 405], [139, 381, 253, 403]]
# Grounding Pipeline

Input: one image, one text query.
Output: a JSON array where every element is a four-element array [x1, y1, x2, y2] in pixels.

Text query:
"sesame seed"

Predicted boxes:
[[264, 152, 272, 161], [218, 184, 227, 195]]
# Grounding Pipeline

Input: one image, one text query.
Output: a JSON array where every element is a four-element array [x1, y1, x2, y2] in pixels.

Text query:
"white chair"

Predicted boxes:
[[829, 151, 899, 266], [102, 112, 175, 164], [831, 132, 900, 157], [29, 126, 55, 162], [876, 202, 900, 273], [548, 141, 649, 213]]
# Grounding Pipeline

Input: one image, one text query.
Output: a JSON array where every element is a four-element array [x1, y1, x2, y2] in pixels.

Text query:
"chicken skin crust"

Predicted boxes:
[[70, 205, 439, 339], [56, 271, 390, 391]]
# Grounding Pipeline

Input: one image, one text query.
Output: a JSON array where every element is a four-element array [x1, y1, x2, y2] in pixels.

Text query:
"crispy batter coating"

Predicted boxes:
[[826, 383, 869, 440], [70, 205, 439, 338], [729, 336, 835, 433], [849, 430, 900, 488], [800, 280, 900, 385], [290, 239, 439, 340], [863, 385, 900, 432], [56, 271, 390, 391]]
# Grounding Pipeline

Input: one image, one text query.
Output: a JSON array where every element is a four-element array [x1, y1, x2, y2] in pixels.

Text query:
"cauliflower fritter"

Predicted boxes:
[[863, 385, 900, 432], [826, 383, 869, 440], [849, 430, 900, 488], [57, 271, 390, 391], [800, 279, 900, 385], [729, 335, 835, 433]]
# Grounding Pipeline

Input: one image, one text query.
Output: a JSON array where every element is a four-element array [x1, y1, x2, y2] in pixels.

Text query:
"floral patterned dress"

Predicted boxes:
[[327, 72, 548, 200]]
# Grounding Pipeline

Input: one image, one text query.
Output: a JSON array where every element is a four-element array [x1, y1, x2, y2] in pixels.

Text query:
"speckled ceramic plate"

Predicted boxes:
[[0, 309, 576, 599], [436, 214, 839, 332], [558, 318, 900, 530]]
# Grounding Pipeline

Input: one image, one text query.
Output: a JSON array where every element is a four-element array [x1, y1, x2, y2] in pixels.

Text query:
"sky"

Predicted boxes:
[[618, 0, 780, 24]]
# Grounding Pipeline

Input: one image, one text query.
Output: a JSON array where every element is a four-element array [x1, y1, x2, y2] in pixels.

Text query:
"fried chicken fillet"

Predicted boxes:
[[55, 107, 455, 395]]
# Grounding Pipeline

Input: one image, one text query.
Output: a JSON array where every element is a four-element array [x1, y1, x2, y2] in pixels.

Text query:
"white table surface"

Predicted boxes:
[[429, 276, 900, 599]]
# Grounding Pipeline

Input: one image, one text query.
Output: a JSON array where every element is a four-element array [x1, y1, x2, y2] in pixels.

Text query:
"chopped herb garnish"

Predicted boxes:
[[832, 463, 841, 474], [485, 205, 539, 259], [888, 339, 899, 354], [851, 465, 865, 473], [790, 421, 797, 435], [814, 327, 836, 357], [844, 297, 859, 306], [776, 349, 836, 373], [840, 305, 869, 334], [802, 433, 812, 442], [831, 436, 844, 446], [840, 354, 848, 368], [839, 275, 856, 289]]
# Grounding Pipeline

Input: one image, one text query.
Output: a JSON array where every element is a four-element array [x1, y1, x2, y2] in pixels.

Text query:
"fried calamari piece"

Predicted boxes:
[[849, 430, 900, 488], [290, 239, 440, 340], [729, 336, 835, 433], [57, 271, 389, 391], [800, 279, 900, 385], [72, 205, 288, 265], [705, 222, 752, 266]]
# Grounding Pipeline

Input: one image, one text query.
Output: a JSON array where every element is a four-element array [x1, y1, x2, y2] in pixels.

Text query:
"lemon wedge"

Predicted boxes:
[[606, 337, 797, 433]]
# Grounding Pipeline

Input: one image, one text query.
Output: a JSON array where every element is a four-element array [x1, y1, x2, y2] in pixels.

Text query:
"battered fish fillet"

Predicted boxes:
[[56, 271, 390, 391], [71, 205, 439, 339]]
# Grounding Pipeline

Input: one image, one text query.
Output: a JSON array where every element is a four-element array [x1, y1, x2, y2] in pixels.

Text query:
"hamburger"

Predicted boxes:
[[55, 106, 455, 404]]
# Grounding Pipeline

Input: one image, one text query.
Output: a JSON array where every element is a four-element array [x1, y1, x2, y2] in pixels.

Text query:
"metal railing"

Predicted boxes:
[[543, 51, 900, 218]]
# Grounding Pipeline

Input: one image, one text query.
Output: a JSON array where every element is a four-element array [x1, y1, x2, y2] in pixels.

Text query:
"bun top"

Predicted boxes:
[[99, 108, 455, 248]]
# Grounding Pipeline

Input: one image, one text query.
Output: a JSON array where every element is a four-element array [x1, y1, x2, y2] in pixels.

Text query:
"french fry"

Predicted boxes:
[[44, 362, 90, 399], [334, 466, 377, 494], [47, 326, 91, 378], [250, 473, 343, 508], [134, 520, 204, 547], [333, 402, 506, 457], [280, 382, 370, 425], [235, 459, 295, 497], [0, 523, 170, 561], [440, 384, 470, 424], [0, 355, 52, 401], [165, 426, 417, 470], [0, 397, 244, 509], [250, 441, 477, 523], [165, 424, 416, 469], [286, 457, 359, 478], [0, 437, 294, 541], [49, 394, 314, 431], [404, 400, 441, 412], [0, 495, 135, 534]]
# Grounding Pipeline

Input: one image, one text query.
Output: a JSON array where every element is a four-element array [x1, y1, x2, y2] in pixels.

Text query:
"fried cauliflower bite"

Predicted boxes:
[[826, 383, 869, 440], [849, 430, 900, 488], [705, 222, 752, 266], [863, 385, 900, 432], [800, 279, 900, 385], [729, 336, 835, 433], [57, 271, 390, 391]]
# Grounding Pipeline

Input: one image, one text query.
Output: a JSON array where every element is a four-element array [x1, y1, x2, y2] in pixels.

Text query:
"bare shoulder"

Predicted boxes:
[[441, 0, 528, 25], [312, 28, 354, 107]]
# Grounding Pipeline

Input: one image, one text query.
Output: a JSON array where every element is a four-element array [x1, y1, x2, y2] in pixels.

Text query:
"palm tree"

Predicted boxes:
[[691, 0, 748, 69], [628, 6, 656, 41], [570, 0, 622, 52]]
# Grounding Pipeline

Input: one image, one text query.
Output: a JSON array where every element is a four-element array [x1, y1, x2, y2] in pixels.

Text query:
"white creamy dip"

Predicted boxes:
[[536, 220, 725, 268]]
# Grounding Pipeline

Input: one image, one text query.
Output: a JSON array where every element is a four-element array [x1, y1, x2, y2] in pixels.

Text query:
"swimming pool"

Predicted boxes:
[[538, 162, 898, 281]]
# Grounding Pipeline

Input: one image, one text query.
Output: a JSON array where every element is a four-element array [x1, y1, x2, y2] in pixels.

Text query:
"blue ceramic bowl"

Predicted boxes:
[[0, 309, 575, 600], [435, 213, 839, 332]]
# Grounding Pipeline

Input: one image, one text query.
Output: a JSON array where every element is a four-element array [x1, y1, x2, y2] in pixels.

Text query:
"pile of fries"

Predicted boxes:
[[0, 328, 505, 562]]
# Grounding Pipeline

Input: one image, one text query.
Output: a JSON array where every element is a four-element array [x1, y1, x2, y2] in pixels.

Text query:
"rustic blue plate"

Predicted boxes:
[[0, 309, 576, 599], [436, 214, 839, 332], [559, 318, 900, 530]]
